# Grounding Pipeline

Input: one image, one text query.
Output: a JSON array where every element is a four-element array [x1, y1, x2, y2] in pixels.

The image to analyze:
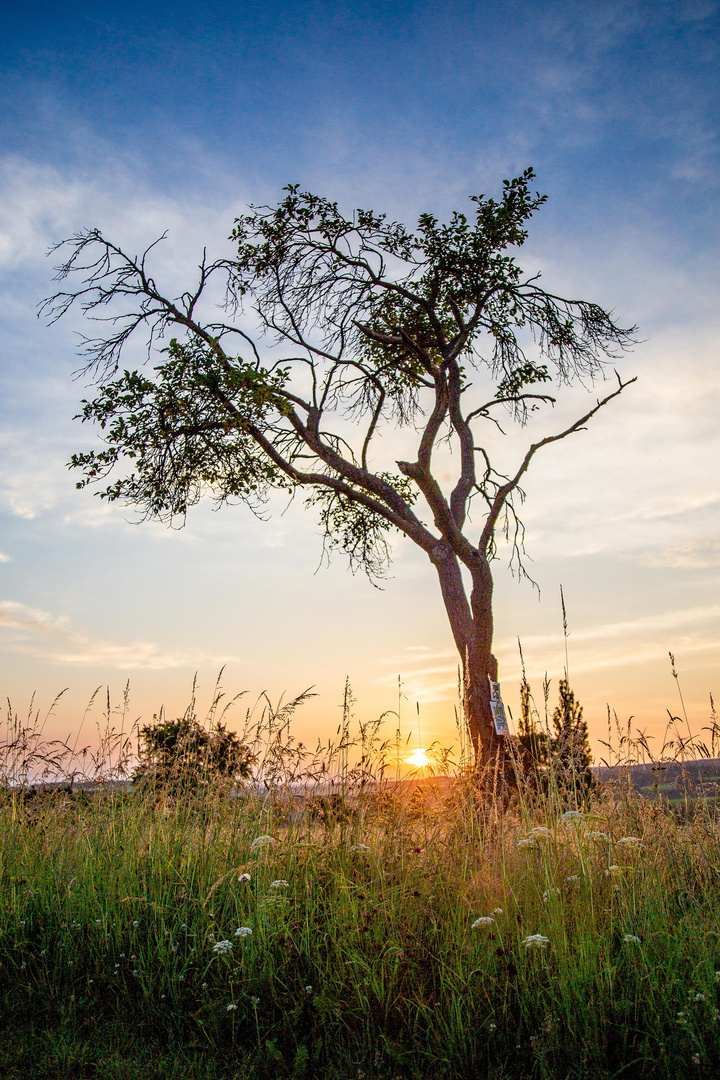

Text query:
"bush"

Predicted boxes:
[[133, 714, 257, 791]]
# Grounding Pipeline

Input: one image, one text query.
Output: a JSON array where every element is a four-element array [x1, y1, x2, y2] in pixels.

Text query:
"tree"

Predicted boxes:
[[133, 714, 257, 791], [550, 679, 595, 804], [516, 673, 594, 806], [42, 169, 636, 772]]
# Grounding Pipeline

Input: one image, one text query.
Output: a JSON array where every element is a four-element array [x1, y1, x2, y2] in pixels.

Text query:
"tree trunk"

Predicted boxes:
[[430, 542, 512, 777]]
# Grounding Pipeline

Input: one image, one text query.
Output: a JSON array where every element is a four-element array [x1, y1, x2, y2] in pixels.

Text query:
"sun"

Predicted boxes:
[[405, 748, 431, 768]]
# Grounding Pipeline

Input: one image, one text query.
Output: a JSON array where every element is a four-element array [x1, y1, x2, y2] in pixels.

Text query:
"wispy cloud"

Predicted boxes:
[[641, 540, 720, 569], [0, 600, 237, 670], [0, 551, 10, 563], [370, 605, 720, 704]]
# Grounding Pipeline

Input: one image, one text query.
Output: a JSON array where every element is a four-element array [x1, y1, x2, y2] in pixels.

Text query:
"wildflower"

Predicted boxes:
[[95, 919, 102, 925], [270, 880, 289, 888], [616, 836, 645, 849], [492, 908, 504, 915], [565, 875, 580, 884], [471, 916, 495, 928], [132, 920, 139, 926], [562, 810, 584, 825], [250, 835, 276, 850], [489, 1022, 497, 1032], [305, 985, 313, 994], [251, 996, 260, 1006], [350, 844, 371, 852], [235, 927, 253, 938], [715, 971, 720, 982], [605, 865, 623, 877], [227, 1003, 238, 1011], [692, 1055, 701, 1066], [585, 831, 610, 842], [522, 934, 550, 950], [529, 826, 553, 841], [213, 940, 233, 955], [238, 873, 251, 883], [517, 838, 538, 850], [695, 992, 705, 1001], [542, 888, 561, 902], [623, 934, 641, 944]]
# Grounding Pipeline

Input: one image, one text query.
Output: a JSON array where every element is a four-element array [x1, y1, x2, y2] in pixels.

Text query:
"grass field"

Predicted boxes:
[[1, 690, 720, 1079]]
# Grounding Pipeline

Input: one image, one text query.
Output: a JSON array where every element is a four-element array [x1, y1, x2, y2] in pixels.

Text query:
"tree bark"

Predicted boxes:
[[430, 542, 512, 777]]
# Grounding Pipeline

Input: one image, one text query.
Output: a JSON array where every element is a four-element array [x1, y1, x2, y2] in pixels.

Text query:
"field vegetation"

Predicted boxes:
[[1, 679, 719, 1079]]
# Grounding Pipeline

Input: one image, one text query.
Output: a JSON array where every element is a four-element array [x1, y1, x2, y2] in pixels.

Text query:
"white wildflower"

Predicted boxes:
[[542, 888, 561, 902], [529, 827, 553, 841], [489, 1022, 497, 1032], [605, 865, 623, 877], [492, 908, 504, 915], [623, 934, 641, 944], [350, 843, 371, 852], [522, 934, 550, 950], [132, 920, 140, 927], [238, 873, 251, 883], [213, 939, 233, 954], [270, 879, 289, 888], [235, 927, 253, 938], [565, 875, 580, 884], [585, 831, 610, 842], [227, 1003, 238, 1011], [250, 835, 276, 850], [616, 836, 645, 849], [562, 811, 584, 825], [471, 916, 495, 928], [305, 985, 313, 994], [695, 993, 705, 1001], [517, 838, 538, 850]]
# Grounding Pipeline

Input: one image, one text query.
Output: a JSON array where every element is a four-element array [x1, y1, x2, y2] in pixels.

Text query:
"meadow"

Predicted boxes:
[[1, 686, 720, 1079]]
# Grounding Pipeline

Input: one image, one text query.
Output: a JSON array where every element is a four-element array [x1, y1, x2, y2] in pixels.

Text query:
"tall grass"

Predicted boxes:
[[1, 683, 719, 1078]]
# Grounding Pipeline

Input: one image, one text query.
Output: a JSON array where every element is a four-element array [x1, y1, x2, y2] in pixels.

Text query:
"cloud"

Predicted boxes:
[[640, 540, 720, 569], [0, 551, 10, 563], [0, 599, 237, 670], [369, 605, 720, 704]]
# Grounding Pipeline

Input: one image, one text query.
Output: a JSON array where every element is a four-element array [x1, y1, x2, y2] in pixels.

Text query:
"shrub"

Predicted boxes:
[[132, 714, 257, 791]]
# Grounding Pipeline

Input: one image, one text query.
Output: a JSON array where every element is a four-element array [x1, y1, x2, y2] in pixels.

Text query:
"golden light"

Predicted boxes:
[[405, 748, 431, 768]]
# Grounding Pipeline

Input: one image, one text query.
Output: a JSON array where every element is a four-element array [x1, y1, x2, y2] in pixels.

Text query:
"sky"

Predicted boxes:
[[0, 0, 719, 770]]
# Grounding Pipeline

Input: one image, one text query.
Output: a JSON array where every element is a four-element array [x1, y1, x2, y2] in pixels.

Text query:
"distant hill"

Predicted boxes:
[[593, 758, 720, 803], [8, 759, 720, 806]]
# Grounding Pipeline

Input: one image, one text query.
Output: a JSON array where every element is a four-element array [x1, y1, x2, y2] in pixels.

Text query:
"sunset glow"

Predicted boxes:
[[405, 749, 432, 768]]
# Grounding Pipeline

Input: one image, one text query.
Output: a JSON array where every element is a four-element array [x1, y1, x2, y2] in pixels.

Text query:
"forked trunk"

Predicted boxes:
[[431, 542, 512, 777]]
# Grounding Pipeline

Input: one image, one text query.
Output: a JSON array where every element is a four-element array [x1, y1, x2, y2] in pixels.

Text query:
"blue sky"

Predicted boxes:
[[1, 0, 719, 760]]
